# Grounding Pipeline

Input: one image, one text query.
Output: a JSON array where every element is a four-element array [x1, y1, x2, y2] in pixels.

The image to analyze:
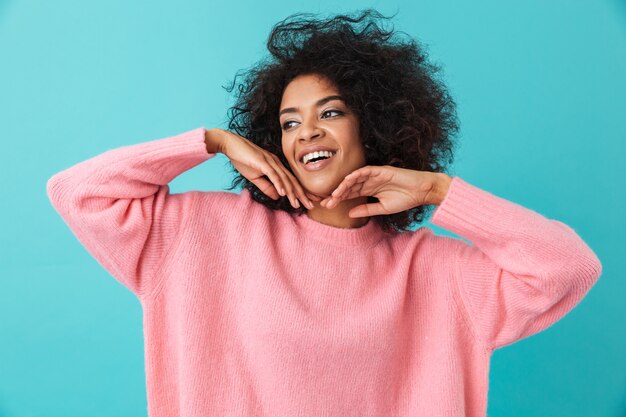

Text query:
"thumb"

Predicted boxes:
[[348, 202, 386, 218]]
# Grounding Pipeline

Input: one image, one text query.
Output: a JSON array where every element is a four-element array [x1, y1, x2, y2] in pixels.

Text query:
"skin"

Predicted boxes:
[[279, 73, 453, 229], [280, 73, 371, 229]]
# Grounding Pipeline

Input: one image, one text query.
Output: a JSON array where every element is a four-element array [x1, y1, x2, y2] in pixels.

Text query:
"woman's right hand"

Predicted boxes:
[[210, 128, 318, 209]]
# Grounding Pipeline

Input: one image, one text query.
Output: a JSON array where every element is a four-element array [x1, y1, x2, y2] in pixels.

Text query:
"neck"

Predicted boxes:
[[305, 196, 370, 229]]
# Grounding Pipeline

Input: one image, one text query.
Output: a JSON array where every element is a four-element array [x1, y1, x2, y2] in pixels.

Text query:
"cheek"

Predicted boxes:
[[349, 140, 367, 164], [343, 149, 366, 173], [283, 148, 296, 169]]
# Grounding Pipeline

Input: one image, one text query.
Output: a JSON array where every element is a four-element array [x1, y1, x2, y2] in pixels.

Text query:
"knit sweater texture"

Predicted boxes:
[[46, 127, 602, 417]]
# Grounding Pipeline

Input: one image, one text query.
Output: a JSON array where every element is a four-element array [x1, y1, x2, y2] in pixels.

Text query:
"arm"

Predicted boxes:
[[46, 127, 216, 299], [429, 173, 453, 205], [204, 127, 227, 154], [431, 176, 602, 351]]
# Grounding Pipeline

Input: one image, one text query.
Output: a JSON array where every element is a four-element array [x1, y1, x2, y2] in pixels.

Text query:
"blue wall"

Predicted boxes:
[[0, 0, 623, 415]]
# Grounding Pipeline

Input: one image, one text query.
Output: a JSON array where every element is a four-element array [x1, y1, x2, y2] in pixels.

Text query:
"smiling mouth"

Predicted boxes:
[[299, 151, 338, 171], [300, 151, 337, 165]]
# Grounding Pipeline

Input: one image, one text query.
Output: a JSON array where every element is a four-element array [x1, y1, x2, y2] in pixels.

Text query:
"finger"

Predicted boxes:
[[271, 154, 314, 209], [349, 202, 386, 218], [271, 157, 305, 208], [252, 177, 281, 200], [326, 182, 365, 209], [331, 171, 367, 199], [284, 171, 315, 209], [330, 174, 355, 199], [325, 182, 365, 208], [306, 192, 322, 202], [265, 156, 299, 208], [325, 176, 367, 209], [321, 188, 349, 208], [259, 161, 287, 198]]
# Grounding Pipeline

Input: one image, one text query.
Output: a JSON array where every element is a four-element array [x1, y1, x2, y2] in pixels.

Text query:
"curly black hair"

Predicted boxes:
[[221, 8, 460, 234]]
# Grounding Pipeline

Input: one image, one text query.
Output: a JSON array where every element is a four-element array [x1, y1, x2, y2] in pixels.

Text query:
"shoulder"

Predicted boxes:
[[388, 226, 470, 262], [193, 188, 275, 224], [195, 189, 244, 211]]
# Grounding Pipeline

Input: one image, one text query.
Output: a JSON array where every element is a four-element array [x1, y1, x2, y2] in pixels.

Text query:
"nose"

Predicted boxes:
[[298, 115, 323, 143]]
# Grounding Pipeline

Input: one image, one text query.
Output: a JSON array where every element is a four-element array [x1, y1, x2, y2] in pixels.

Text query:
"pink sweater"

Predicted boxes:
[[46, 127, 602, 417]]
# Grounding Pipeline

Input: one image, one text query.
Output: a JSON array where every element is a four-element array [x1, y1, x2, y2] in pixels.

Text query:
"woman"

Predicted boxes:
[[46, 9, 602, 417]]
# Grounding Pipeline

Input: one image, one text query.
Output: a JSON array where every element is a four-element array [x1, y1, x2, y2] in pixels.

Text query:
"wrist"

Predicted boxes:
[[431, 173, 453, 205], [204, 128, 226, 154]]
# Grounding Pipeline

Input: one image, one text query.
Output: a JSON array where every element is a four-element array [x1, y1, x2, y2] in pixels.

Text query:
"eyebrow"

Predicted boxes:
[[279, 95, 345, 117]]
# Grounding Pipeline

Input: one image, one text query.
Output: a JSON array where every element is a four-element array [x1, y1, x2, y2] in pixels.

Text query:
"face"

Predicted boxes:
[[280, 73, 367, 198]]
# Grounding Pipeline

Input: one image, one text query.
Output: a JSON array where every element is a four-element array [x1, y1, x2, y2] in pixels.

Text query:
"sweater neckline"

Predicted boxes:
[[292, 211, 386, 247]]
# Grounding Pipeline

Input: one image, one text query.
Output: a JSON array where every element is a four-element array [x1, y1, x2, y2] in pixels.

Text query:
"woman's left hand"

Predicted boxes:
[[320, 165, 451, 218]]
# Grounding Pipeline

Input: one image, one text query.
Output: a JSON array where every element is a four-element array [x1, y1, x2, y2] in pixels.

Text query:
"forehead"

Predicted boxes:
[[280, 74, 338, 105]]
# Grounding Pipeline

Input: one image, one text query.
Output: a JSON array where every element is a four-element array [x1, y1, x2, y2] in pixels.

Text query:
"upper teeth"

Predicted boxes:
[[302, 150, 336, 164]]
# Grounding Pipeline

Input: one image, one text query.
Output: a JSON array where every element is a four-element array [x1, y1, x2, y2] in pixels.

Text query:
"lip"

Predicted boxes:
[[300, 151, 337, 172], [296, 146, 338, 164]]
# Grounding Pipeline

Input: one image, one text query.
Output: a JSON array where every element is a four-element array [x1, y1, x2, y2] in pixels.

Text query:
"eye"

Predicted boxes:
[[281, 109, 344, 131], [322, 109, 343, 118], [282, 120, 297, 130]]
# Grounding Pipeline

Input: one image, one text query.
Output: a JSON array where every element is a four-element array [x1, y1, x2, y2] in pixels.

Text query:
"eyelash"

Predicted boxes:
[[281, 109, 344, 131]]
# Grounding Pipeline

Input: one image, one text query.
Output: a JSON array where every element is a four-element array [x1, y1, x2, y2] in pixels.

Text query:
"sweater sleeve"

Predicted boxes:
[[46, 127, 214, 299], [431, 176, 602, 351]]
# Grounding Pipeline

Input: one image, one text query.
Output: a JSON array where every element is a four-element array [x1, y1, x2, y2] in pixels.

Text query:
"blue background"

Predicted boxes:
[[1, 0, 624, 416]]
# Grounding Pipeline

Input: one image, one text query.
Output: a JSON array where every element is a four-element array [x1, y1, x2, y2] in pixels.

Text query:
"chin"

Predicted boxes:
[[303, 186, 335, 199], [300, 176, 342, 197], [302, 185, 332, 198]]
